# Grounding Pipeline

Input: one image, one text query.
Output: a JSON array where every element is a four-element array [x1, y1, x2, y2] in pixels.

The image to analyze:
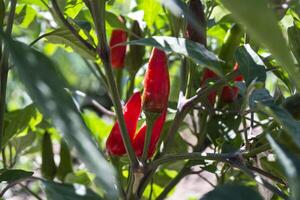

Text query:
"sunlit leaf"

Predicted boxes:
[[0, 169, 33, 183], [126, 36, 223, 75], [0, 31, 118, 199], [43, 181, 102, 200], [220, 0, 300, 91], [267, 135, 300, 200]]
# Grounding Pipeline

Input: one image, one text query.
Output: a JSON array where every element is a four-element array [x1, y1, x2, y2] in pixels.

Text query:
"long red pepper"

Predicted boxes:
[[106, 92, 141, 156], [106, 92, 167, 158], [109, 29, 127, 69], [143, 48, 170, 113], [200, 63, 244, 104]]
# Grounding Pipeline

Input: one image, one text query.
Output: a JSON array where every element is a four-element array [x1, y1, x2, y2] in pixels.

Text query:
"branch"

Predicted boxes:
[[84, 0, 138, 167], [0, 0, 17, 149]]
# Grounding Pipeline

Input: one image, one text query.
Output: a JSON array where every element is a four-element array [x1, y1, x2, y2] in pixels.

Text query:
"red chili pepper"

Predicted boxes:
[[201, 68, 218, 105], [106, 92, 167, 158], [132, 110, 167, 157], [220, 85, 239, 103], [106, 92, 142, 155], [143, 48, 170, 113], [233, 63, 244, 81], [109, 29, 127, 69]]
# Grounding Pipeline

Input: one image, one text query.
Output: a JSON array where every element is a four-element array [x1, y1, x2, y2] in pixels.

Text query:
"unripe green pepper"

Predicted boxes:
[[56, 139, 73, 181], [41, 132, 56, 180], [126, 20, 145, 75], [218, 23, 243, 71]]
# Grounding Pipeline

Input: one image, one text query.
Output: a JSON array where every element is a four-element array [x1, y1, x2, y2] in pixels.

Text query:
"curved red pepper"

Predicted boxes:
[[132, 110, 167, 158], [106, 92, 142, 156], [201, 68, 218, 105], [201, 63, 244, 104], [109, 29, 127, 69], [143, 48, 170, 113], [106, 92, 167, 158]]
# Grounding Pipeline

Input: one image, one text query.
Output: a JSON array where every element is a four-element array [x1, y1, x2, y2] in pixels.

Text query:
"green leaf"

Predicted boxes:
[[254, 92, 300, 148], [18, 0, 49, 10], [201, 184, 263, 200], [288, 24, 300, 65], [44, 28, 96, 60], [2, 104, 42, 148], [15, 5, 37, 28], [267, 135, 300, 200], [0, 32, 118, 199], [0, 169, 33, 183], [126, 36, 223, 75], [65, 170, 93, 186], [235, 44, 266, 85], [220, 0, 300, 91], [137, 0, 162, 28], [43, 181, 102, 200], [249, 89, 274, 110]]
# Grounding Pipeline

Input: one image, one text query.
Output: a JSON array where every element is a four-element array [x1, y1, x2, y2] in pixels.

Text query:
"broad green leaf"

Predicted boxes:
[[220, 0, 300, 91], [126, 36, 223, 75], [18, 0, 49, 10], [65, 0, 83, 19], [257, 99, 300, 148], [65, 170, 93, 186], [249, 89, 273, 110], [15, 5, 37, 28], [44, 28, 96, 60], [267, 135, 300, 200], [0, 32, 118, 199], [2, 104, 42, 148], [43, 181, 102, 200], [137, 0, 162, 28], [202, 184, 263, 200], [106, 11, 126, 30], [12, 131, 37, 155], [235, 44, 266, 86], [288, 24, 300, 65], [0, 169, 33, 183]]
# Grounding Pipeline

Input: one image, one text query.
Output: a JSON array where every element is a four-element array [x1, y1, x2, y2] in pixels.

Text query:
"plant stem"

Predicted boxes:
[[0, 0, 16, 150], [2, 148, 6, 169], [157, 70, 240, 158], [141, 113, 158, 162], [85, 0, 138, 167], [156, 168, 189, 200], [114, 68, 123, 98], [126, 73, 136, 100], [19, 183, 43, 200], [50, 0, 95, 51], [242, 117, 250, 150]]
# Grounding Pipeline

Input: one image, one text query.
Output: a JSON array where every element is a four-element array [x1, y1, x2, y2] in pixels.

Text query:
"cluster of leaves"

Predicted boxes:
[[1, 0, 300, 200]]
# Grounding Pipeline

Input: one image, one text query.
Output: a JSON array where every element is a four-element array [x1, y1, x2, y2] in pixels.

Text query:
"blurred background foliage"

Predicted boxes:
[[1, 0, 300, 199]]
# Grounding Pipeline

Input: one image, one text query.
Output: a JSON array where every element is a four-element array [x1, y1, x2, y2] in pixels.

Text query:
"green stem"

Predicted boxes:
[[242, 117, 250, 150], [114, 68, 123, 98], [126, 73, 136, 100], [156, 168, 189, 200], [157, 70, 240, 158], [0, 0, 17, 150], [180, 58, 188, 95], [141, 113, 158, 162], [243, 144, 270, 159], [185, 60, 195, 98], [2, 148, 6, 169], [86, 0, 138, 167]]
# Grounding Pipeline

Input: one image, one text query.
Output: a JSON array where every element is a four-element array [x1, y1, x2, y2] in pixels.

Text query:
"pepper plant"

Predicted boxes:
[[1, 0, 300, 200]]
